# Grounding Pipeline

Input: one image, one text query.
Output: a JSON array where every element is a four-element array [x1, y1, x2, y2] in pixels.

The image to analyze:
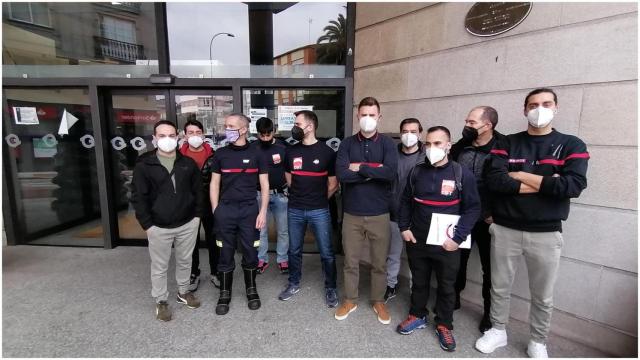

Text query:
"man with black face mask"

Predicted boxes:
[[278, 110, 339, 307], [450, 106, 506, 333], [251, 117, 290, 275]]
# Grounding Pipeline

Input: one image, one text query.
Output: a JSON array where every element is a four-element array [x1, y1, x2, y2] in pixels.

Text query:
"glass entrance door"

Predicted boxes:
[[105, 89, 233, 244]]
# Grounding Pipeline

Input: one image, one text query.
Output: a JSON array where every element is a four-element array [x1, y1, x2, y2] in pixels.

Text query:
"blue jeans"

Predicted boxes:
[[287, 207, 337, 289], [257, 192, 289, 264]]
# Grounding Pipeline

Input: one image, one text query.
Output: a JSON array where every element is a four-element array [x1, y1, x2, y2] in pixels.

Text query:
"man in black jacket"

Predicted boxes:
[[131, 120, 204, 322], [475, 88, 589, 358], [397, 126, 481, 352], [450, 106, 506, 333]]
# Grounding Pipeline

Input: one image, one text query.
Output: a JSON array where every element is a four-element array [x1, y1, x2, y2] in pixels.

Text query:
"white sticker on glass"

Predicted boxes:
[[326, 137, 341, 152], [111, 136, 127, 151], [42, 133, 58, 147], [80, 134, 95, 149], [5, 134, 21, 148], [130, 137, 146, 151], [285, 137, 299, 146]]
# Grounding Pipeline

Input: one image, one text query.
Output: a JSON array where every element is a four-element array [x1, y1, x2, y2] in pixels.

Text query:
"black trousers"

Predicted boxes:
[[455, 220, 492, 313], [214, 200, 260, 273], [407, 246, 460, 329], [190, 206, 219, 277]]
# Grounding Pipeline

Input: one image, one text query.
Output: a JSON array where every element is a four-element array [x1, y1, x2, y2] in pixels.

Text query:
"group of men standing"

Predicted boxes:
[[131, 87, 588, 357]]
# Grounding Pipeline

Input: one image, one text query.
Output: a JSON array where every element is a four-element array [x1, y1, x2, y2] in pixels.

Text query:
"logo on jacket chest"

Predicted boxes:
[[293, 157, 303, 170], [441, 180, 455, 196], [272, 153, 281, 164]]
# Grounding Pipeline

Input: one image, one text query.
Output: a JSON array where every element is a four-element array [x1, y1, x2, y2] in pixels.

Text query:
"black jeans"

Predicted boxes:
[[455, 220, 491, 313], [407, 246, 460, 329], [190, 205, 219, 277]]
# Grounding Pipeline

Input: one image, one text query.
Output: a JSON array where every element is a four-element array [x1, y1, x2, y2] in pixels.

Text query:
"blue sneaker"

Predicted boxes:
[[436, 324, 456, 352], [325, 288, 338, 308], [396, 315, 428, 335], [278, 284, 300, 301]]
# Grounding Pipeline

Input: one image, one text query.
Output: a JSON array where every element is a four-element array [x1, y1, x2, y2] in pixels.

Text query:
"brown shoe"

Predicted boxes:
[[177, 292, 201, 309], [373, 302, 391, 324], [334, 300, 358, 320], [156, 301, 172, 322]]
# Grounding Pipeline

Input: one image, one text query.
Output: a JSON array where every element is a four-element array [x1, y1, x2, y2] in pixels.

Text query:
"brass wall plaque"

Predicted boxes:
[[465, 2, 532, 37]]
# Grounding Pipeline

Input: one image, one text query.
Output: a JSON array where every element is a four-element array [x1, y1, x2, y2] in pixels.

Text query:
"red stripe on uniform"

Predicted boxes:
[[221, 168, 258, 173], [413, 198, 461, 206], [351, 162, 383, 167], [564, 152, 590, 160], [538, 153, 590, 166], [291, 170, 328, 177], [490, 149, 508, 156]]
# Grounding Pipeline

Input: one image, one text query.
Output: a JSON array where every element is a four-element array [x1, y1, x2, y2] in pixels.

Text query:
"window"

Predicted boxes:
[[8, 2, 51, 27], [101, 15, 136, 44]]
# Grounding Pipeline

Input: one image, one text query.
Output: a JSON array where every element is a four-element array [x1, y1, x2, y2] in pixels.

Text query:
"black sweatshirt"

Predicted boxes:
[[485, 129, 589, 232], [131, 150, 204, 230], [398, 161, 481, 248], [336, 132, 398, 216]]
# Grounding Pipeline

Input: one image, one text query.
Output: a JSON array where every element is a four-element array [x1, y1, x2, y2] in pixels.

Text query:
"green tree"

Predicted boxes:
[[316, 13, 346, 65]]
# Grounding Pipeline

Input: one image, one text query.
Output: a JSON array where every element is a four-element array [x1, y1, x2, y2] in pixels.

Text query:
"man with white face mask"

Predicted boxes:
[[131, 120, 204, 321], [385, 118, 425, 303], [397, 126, 480, 352], [179, 118, 218, 292], [475, 88, 589, 358], [335, 97, 398, 325]]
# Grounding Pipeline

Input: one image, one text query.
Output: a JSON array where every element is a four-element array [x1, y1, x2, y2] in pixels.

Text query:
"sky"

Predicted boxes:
[[166, 2, 346, 65]]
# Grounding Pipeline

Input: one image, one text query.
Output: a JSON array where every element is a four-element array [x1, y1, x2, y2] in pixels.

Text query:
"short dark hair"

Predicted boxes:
[[426, 125, 451, 141], [256, 117, 274, 134], [358, 97, 380, 112], [524, 88, 558, 107], [226, 112, 251, 127], [154, 120, 177, 135], [472, 106, 499, 130], [184, 119, 204, 132], [294, 110, 318, 130], [399, 118, 423, 133]]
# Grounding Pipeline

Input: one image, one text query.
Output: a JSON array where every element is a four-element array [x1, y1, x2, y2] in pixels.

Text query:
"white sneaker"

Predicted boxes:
[[475, 328, 508, 354], [527, 340, 548, 358]]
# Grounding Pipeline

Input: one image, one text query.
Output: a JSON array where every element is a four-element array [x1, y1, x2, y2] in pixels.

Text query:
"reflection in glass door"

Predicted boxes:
[[106, 91, 169, 242], [106, 89, 234, 244], [3, 88, 102, 246], [172, 90, 234, 150]]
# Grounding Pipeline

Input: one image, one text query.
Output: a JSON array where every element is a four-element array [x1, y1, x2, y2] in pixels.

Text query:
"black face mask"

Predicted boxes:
[[461, 126, 479, 141], [259, 139, 272, 147], [291, 125, 305, 141]]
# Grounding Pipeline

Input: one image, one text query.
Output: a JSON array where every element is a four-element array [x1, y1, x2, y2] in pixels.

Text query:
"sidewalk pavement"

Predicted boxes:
[[2, 245, 609, 357]]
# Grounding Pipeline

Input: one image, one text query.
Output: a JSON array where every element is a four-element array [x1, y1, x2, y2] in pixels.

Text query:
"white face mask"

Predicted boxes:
[[187, 135, 204, 148], [401, 133, 418, 148], [359, 116, 378, 133], [157, 137, 177, 152], [425, 146, 446, 165], [527, 106, 555, 128]]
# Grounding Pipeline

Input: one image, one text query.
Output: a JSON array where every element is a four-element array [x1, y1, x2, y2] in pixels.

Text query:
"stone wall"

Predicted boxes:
[[353, 2, 638, 356]]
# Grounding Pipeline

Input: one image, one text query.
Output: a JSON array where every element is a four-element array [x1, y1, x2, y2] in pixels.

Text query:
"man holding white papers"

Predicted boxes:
[[397, 126, 480, 352]]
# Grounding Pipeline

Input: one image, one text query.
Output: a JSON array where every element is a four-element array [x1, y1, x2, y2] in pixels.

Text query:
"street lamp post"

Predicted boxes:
[[209, 32, 235, 78]]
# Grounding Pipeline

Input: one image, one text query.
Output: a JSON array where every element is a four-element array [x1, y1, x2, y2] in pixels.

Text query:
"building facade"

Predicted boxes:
[[2, 2, 638, 356]]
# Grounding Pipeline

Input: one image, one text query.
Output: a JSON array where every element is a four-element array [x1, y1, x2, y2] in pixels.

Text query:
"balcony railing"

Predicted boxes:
[[94, 36, 145, 64]]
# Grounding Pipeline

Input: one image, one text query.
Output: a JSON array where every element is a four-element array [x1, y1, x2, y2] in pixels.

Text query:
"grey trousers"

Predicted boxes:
[[147, 217, 199, 303], [489, 223, 563, 342], [386, 221, 404, 288]]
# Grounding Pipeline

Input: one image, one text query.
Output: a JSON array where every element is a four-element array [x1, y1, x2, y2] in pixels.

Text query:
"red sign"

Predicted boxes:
[[114, 109, 161, 124]]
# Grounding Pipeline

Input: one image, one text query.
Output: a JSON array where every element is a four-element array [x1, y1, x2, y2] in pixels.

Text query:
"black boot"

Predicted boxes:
[[215, 271, 233, 315], [243, 267, 261, 310]]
